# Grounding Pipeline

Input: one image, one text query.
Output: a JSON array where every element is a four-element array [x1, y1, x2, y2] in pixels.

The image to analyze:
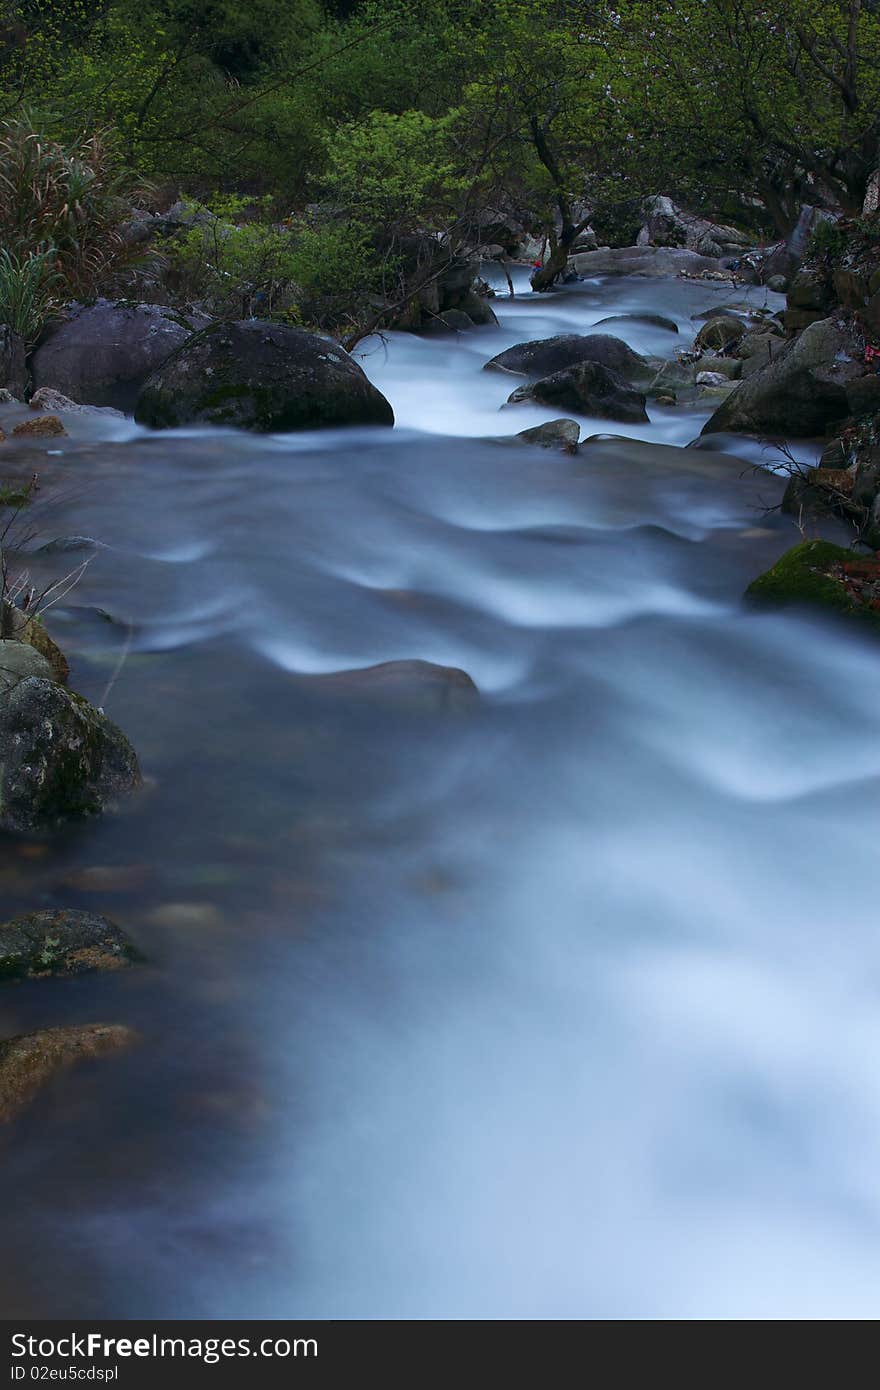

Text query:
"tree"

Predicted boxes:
[[614, 0, 880, 231]]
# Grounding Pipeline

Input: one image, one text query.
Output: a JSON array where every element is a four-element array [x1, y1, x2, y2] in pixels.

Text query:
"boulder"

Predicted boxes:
[[786, 267, 834, 313], [135, 320, 394, 432], [455, 290, 498, 326], [484, 333, 651, 383], [641, 195, 688, 248], [701, 318, 868, 437], [0, 677, 141, 833], [737, 331, 788, 379], [646, 359, 696, 397], [514, 418, 580, 450], [0, 640, 54, 695], [745, 539, 880, 631], [2, 602, 69, 682], [845, 373, 880, 418], [30, 300, 210, 412], [28, 387, 125, 419], [306, 659, 478, 714], [0, 909, 138, 981], [570, 246, 736, 278], [0, 326, 26, 397], [832, 268, 870, 310], [693, 315, 747, 352], [636, 197, 753, 258], [429, 309, 474, 332], [11, 415, 66, 438], [694, 356, 741, 379], [0, 1023, 137, 1124], [784, 266, 836, 329], [507, 361, 649, 423], [593, 313, 679, 334]]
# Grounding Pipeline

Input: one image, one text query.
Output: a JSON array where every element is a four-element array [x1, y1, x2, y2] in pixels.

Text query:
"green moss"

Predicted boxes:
[[0, 486, 32, 507], [746, 539, 880, 630], [197, 382, 250, 409]]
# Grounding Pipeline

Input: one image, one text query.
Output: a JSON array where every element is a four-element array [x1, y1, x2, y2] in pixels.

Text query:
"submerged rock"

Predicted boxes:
[[507, 361, 649, 423], [135, 320, 395, 433], [485, 333, 650, 383], [11, 415, 66, 438], [0, 677, 141, 833], [30, 300, 209, 412], [514, 419, 580, 450], [307, 659, 478, 713], [0, 909, 139, 981], [0, 1023, 137, 1124], [592, 313, 679, 334]]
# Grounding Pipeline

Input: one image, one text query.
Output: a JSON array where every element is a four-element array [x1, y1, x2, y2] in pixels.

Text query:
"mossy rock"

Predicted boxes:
[[2, 602, 69, 682], [134, 320, 394, 433], [0, 676, 141, 832], [0, 1023, 137, 1124], [0, 908, 139, 982], [745, 540, 880, 630]]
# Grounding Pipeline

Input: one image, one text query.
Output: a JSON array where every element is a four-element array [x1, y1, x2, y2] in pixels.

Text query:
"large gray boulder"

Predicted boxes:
[[0, 676, 141, 833], [135, 320, 394, 432], [702, 318, 868, 437], [485, 333, 651, 382], [30, 300, 209, 412], [0, 325, 26, 397], [507, 361, 649, 423], [569, 246, 736, 278], [636, 196, 752, 258]]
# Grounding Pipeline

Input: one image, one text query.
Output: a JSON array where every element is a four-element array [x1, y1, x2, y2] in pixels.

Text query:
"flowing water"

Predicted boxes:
[[3, 269, 880, 1320]]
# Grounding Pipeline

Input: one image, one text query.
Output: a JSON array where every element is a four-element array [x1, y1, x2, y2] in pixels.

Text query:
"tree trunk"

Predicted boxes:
[[530, 227, 577, 292], [526, 115, 588, 292]]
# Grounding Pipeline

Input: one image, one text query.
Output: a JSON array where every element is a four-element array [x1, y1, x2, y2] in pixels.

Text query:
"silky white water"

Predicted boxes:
[[2, 270, 877, 1321]]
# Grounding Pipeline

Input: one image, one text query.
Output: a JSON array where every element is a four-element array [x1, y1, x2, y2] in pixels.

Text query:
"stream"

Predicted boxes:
[[3, 266, 880, 1320]]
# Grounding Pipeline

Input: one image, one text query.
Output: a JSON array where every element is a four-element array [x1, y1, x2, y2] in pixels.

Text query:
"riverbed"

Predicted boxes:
[[3, 267, 880, 1319]]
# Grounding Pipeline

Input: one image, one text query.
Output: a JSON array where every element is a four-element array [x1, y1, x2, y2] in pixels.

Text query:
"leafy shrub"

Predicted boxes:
[[807, 218, 847, 263], [163, 196, 304, 319]]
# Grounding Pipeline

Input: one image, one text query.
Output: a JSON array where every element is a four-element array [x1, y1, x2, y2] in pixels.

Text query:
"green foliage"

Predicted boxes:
[[285, 220, 384, 335], [163, 197, 304, 319], [808, 220, 848, 264], [321, 109, 466, 228], [0, 114, 144, 330], [1, 0, 327, 191], [0, 248, 60, 344]]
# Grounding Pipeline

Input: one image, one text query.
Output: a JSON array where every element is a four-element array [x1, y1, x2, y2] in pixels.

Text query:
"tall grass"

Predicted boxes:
[[0, 249, 61, 346], [0, 115, 146, 342]]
